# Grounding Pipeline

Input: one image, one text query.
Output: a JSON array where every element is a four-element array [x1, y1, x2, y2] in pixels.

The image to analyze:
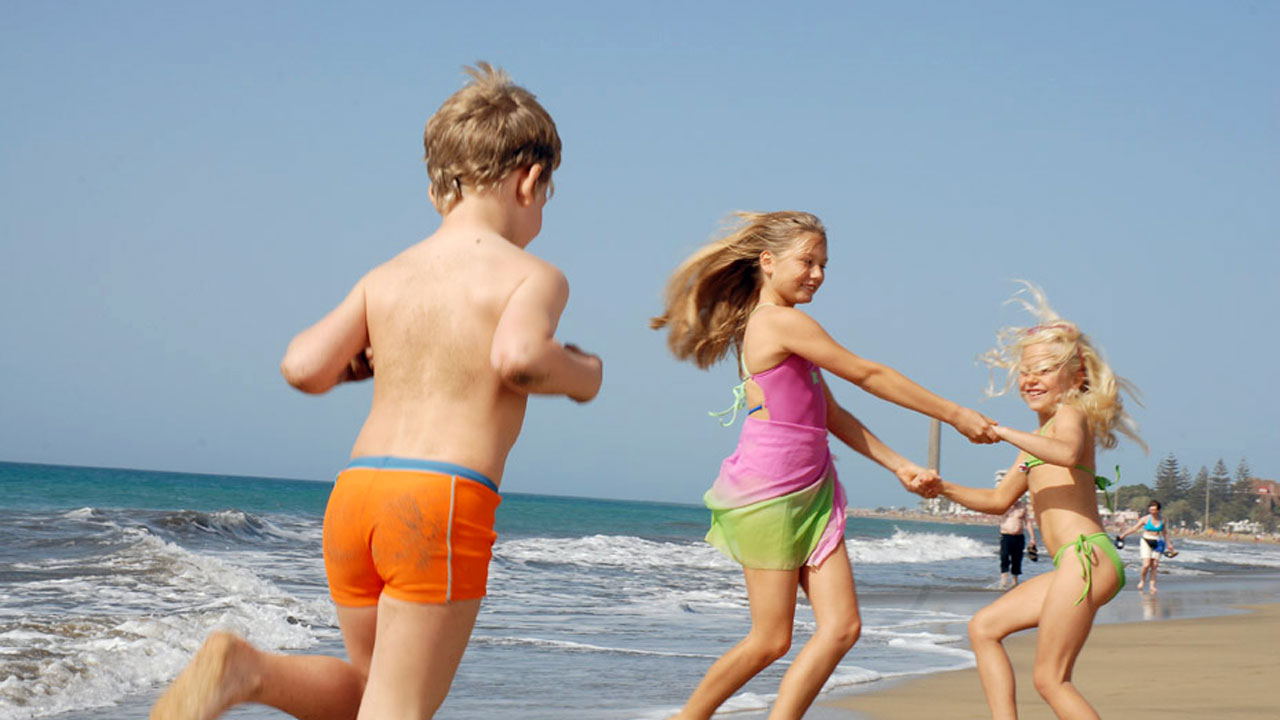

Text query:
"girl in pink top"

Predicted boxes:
[[652, 211, 998, 720]]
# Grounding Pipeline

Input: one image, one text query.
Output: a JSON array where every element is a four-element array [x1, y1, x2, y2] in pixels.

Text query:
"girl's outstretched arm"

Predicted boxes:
[[821, 379, 925, 490], [770, 308, 997, 443], [991, 405, 1090, 468], [938, 459, 1028, 515]]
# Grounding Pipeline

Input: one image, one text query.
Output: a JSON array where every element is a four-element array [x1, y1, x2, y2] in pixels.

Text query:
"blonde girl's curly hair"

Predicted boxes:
[[983, 281, 1146, 451], [424, 61, 562, 213], [650, 211, 826, 370]]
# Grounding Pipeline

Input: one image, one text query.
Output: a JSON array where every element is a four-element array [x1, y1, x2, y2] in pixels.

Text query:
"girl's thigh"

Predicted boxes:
[[742, 566, 801, 633], [799, 543, 857, 625], [1034, 544, 1120, 674], [971, 572, 1053, 639]]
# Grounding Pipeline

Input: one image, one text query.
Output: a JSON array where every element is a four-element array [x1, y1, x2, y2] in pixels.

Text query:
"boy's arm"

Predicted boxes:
[[773, 309, 997, 444], [991, 406, 1089, 468], [822, 378, 925, 490], [939, 458, 1028, 515], [1025, 508, 1038, 546], [280, 278, 371, 394], [490, 265, 602, 402]]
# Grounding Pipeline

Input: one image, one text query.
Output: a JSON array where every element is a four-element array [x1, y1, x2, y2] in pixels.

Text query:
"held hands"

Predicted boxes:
[[951, 406, 1000, 444], [895, 464, 943, 499]]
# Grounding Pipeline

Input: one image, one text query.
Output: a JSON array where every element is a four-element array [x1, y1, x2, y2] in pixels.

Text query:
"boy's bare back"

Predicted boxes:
[[281, 62, 598, 490], [349, 228, 560, 483]]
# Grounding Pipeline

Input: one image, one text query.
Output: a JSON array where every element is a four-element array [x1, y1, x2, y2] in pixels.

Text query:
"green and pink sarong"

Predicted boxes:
[[704, 417, 848, 570]]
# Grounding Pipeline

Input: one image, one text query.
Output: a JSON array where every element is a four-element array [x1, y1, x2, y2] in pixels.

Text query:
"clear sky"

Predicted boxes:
[[2, 2, 1276, 507]]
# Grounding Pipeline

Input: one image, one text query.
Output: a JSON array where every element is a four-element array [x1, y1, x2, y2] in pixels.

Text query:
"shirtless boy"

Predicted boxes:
[[150, 62, 602, 720]]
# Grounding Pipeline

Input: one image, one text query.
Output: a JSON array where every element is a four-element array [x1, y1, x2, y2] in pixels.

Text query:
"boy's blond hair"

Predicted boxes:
[[424, 62, 562, 213]]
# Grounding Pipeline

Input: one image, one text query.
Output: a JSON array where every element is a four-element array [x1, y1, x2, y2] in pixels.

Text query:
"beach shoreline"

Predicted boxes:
[[849, 506, 1280, 546], [826, 602, 1280, 720]]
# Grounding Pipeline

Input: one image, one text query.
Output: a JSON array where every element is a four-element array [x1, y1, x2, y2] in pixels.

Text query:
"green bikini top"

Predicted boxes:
[[1017, 419, 1117, 497]]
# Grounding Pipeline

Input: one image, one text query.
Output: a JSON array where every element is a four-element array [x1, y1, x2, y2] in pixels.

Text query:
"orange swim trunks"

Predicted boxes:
[[322, 456, 502, 606]]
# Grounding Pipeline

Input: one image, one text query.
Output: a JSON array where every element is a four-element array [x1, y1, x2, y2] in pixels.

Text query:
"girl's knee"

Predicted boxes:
[[747, 628, 792, 664], [967, 610, 1002, 644], [822, 614, 861, 652], [1032, 665, 1067, 700]]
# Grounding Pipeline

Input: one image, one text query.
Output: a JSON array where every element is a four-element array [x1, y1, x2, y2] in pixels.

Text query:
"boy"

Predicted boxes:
[[151, 62, 602, 720]]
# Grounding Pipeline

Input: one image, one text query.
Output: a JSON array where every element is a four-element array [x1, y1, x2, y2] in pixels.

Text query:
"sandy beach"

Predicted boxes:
[[830, 603, 1279, 719]]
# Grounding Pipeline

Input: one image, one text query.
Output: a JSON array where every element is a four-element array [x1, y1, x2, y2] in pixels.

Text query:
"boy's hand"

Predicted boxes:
[[338, 347, 374, 384], [564, 344, 603, 403], [951, 406, 999, 444]]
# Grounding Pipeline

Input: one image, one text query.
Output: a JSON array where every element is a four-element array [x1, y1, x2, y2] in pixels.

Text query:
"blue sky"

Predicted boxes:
[[2, 2, 1276, 507]]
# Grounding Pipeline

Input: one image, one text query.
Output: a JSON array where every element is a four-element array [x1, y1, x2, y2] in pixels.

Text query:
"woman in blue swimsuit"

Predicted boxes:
[[1119, 500, 1174, 592], [914, 283, 1146, 720]]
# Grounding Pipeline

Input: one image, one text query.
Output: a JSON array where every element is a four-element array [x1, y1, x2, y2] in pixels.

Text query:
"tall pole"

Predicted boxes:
[[1204, 473, 1211, 533], [928, 419, 941, 471], [1112, 465, 1121, 514]]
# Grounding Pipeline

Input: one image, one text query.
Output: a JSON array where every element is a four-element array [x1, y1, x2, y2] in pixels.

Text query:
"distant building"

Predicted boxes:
[[1246, 478, 1277, 511]]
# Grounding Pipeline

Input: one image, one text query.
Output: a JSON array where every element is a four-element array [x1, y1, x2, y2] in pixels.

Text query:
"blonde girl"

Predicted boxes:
[[651, 211, 997, 720], [927, 282, 1145, 719]]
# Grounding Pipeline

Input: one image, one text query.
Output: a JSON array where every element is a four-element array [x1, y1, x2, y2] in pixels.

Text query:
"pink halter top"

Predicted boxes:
[[746, 354, 827, 428]]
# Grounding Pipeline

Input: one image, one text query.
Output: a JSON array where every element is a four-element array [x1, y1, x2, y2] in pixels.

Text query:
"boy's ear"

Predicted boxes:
[[516, 164, 544, 207], [427, 182, 443, 214]]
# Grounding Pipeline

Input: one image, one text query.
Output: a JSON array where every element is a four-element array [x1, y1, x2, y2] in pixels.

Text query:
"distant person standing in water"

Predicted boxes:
[[1118, 500, 1174, 592], [150, 62, 602, 720], [997, 493, 1038, 589]]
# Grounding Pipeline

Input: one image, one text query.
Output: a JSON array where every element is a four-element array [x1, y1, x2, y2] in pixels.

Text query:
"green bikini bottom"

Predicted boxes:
[[1053, 532, 1126, 605]]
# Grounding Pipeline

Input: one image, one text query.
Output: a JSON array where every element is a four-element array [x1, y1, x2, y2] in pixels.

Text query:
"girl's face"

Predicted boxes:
[[762, 233, 827, 305], [1149, 503, 1161, 517], [1016, 343, 1081, 414]]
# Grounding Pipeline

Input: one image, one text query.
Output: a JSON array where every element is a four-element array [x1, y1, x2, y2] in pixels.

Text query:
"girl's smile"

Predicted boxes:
[[1016, 343, 1080, 416], [762, 233, 827, 306]]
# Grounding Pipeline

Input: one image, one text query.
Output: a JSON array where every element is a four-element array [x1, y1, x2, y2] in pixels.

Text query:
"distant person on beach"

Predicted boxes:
[[150, 62, 602, 720], [650, 211, 999, 720], [1118, 500, 1174, 592], [913, 282, 1146, 720], [997, 494, 1038, 589]]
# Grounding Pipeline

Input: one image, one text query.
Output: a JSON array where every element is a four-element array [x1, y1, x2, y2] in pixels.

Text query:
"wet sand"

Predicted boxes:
[[829, 602, 1279, 719]]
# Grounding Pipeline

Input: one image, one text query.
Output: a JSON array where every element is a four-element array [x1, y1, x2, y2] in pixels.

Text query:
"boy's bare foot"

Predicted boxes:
[[150, 632, 260, 720]]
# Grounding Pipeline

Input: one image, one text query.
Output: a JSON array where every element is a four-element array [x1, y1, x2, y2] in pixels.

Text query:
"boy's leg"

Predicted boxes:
[[672, 567, 800, 720], [149, 605, 374, 720], [768, 543, 861, 720], [967, 572, 1052, 720], [1031, 545, 1119, 719], [356, 594, 482, 720]]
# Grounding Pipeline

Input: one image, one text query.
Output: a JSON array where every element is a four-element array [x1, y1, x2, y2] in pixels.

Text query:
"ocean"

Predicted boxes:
[[3, 461, 1279, 720]]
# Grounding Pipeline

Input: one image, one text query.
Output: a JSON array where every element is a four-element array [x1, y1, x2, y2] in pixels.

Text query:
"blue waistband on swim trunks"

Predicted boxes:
[[345, 456, 500, 495]]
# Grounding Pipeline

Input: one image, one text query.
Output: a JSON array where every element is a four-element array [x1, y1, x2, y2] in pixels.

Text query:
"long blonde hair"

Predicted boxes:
[[650, 211, 826, 369], [984, 281, 1146, 451]]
